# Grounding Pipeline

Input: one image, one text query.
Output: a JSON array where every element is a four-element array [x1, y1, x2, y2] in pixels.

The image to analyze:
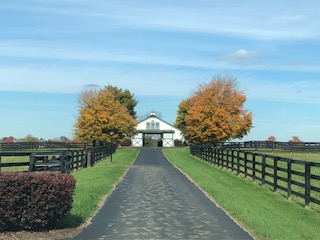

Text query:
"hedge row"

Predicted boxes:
[[0, 172, 76, 230]]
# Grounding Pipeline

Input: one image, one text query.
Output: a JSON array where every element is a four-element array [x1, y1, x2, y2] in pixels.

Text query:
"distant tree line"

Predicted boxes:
[[267, 135, 303, 142]]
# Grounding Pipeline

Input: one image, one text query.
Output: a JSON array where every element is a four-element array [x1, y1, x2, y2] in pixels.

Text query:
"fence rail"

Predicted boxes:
[[0, 142, 117, 173], [190, 144, 320, 208], [0, 141, 88, 152], [211, 141, 320, 152]]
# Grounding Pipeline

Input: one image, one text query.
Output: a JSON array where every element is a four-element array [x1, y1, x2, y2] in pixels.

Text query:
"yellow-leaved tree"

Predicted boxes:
[[175, 75, 252, 143], [74, 87, 137, 144]]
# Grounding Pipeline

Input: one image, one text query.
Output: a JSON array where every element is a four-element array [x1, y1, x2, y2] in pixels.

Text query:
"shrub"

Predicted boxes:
[[118, 138, 132, 146], [174, 139, 185, 147], [0, 172, 76, 231]]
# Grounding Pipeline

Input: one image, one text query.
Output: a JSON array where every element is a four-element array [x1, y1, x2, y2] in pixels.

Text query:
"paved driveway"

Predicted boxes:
[[70, 148, 253, 239]]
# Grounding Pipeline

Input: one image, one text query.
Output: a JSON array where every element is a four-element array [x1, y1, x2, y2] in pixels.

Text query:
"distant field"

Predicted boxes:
[[0, 155, 30, 171], [253, 149, 320, 162]]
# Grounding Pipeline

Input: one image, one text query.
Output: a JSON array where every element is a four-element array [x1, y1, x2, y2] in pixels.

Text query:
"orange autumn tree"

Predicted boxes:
[[74, 88, 137, 144], [289, 136, 303, 143], [267, 135, 277, 141], [177, 75, 252, 143]]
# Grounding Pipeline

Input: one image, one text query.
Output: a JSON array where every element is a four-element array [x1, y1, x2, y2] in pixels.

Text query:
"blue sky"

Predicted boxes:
[[1, 0, 320, 141]]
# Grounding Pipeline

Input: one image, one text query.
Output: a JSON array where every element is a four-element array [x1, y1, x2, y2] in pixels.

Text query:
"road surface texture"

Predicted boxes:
[[70, 148, 253, 239]]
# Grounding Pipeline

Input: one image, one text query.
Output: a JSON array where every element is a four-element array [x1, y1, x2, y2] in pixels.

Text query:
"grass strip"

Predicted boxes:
[[64, 148, 139, 227], [163, 147, 320, 240]]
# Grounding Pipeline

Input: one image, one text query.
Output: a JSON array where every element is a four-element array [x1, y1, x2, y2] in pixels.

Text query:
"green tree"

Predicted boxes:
[[18, 134, 39, 142], [174, 99, 190, 135], [104, 85, 138, 119]]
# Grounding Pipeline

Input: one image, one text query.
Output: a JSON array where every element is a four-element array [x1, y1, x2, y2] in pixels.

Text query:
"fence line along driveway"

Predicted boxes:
[[70, 148, 252, 240], [190, 144, 320, 209]]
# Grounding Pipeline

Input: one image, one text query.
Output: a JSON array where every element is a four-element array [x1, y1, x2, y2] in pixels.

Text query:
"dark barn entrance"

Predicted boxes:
[[143, 133, 163, 147]]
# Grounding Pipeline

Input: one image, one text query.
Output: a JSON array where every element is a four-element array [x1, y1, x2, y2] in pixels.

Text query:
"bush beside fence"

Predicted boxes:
[[190, 143, 320, 208], [0, 172, 76, 230]]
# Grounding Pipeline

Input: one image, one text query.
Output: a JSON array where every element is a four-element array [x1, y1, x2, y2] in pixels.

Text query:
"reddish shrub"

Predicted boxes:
[[0, 172, 76, 230]]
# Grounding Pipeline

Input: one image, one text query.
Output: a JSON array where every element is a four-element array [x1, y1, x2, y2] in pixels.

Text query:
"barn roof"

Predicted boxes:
[[138, 114, 181, 132]]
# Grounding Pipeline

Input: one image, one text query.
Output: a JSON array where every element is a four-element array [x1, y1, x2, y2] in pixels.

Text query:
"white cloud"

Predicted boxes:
[[221, 49, 261, 61]]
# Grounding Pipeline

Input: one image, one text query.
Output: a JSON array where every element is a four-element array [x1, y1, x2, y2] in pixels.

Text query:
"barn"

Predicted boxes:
[[132, 113, 184, 147]]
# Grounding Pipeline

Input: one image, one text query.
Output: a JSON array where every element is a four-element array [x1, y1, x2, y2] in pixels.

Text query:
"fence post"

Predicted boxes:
[[218, 148, 222, 167], [244, 152, 248, 178], [237, 151, 240, 175], [226, 149, 229, 169], [84, 148, 88, 168], [231, 150, 235, 172], [274, 157, 278, 192], [305, 162, 311, 208], [287, 160, 292, 200], [203, 146, 208, 162], [221, 148, 224, 168], [210, 146, 213, 164], [90, 147, 95, 166], [75, 150, 80, 170], [213, 148, 217, 166], [70, 150, 75, 172], [252, 153, 256, 181], [262, 155, 266, 185]]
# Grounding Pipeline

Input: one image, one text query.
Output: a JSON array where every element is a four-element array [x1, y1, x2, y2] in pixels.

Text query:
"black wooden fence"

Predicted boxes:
[[215, 141, 320, 152], [0, 142, 117, 173], [0, 141, 87, 152], [190, 143, 320, 208]]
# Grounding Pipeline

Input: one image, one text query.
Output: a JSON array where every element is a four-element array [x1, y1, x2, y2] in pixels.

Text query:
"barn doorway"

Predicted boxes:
[[143, 133, 163, 147]]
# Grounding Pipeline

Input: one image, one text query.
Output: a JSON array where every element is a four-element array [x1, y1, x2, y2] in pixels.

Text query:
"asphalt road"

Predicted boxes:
[[69, 148, 253, 239]]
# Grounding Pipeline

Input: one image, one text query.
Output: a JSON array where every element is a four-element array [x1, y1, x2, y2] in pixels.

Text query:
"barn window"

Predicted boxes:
[[151, 120, 155, 129], [146, 121, 160, 130]]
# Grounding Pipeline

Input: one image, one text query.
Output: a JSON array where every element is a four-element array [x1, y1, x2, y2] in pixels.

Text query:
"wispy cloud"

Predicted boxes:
[[0, 64, 200, 96], [1, 1, 319, 40], [220, 49, 261, 61], [83, 84, 100, 89], [280, 14, 304, 21]]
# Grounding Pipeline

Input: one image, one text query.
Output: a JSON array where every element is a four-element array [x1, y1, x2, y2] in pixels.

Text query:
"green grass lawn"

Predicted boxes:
[[63, 148, 139, 227], [253, 149, 320, 162], [163, 147, 320, 240], [0, 155, 30, 171]]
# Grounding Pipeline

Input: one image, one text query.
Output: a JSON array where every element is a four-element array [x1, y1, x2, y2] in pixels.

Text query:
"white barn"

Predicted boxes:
[[132, 113, 184, 147]]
